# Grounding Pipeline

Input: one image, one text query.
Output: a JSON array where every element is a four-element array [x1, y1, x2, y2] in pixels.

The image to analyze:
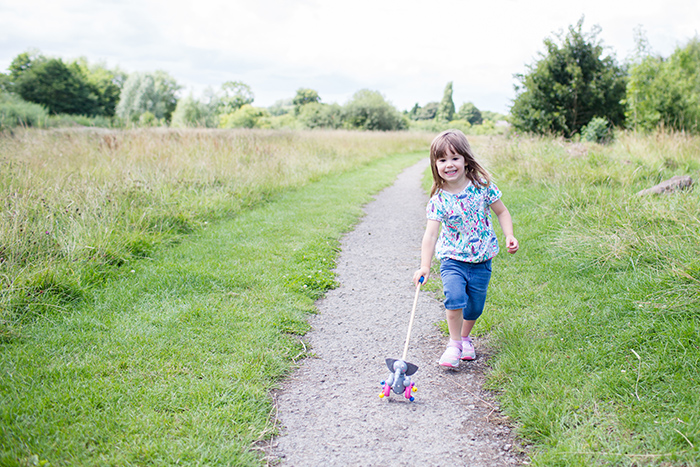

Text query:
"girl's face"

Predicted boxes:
[[435, 146, 466, 185]]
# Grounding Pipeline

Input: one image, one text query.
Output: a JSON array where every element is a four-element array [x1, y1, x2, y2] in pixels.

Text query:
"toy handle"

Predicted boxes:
[[402, 279, 422, 361]]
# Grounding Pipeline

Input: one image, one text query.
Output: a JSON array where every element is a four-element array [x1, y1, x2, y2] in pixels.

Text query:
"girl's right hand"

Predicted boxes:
[[413, 268, 430, 287]]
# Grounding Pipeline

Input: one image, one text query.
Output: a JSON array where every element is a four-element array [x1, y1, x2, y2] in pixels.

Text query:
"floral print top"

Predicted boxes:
[[426, 181, 502, 263]]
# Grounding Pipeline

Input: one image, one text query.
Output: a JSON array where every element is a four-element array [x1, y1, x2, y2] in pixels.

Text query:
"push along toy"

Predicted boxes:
[[379, 277, 423, 401]]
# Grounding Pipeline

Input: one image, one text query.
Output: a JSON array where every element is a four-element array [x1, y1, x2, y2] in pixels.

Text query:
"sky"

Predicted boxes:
[[1, 0, 698, 115]]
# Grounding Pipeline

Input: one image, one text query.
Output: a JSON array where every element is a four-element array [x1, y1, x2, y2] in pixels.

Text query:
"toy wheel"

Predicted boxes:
[[404, 382, 414, 399]]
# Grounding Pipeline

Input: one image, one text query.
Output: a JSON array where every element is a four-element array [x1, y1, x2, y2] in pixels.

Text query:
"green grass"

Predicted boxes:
[[469, 132, 700, 466], [0, 148, 425, 466], [0, 128, 431, 337]]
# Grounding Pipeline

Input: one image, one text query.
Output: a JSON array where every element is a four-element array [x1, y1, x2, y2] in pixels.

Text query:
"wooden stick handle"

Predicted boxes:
[[402, 281, 422, 361]]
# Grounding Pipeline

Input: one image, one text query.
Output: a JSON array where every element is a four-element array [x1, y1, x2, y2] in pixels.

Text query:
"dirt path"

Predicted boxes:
[[265, 159, 524, 466]]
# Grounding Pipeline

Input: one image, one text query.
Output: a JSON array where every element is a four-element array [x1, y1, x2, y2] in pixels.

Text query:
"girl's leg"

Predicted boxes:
[[461, 319, 476, 338], [446, 308, 464, 341], [460, 319, 477, 361]]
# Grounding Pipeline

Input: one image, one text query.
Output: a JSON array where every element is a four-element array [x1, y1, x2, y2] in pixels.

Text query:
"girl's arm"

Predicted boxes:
[[413, 219, 441, 286], [490, 200, 519, 254]]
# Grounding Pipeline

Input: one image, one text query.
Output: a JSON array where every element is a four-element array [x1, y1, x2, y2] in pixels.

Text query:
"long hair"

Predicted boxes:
[[429, 129, 491, 197]]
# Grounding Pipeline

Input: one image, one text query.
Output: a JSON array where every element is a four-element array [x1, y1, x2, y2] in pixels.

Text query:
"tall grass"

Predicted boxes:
[[470, 131, 700, 465], [0, 128, 432, 336]]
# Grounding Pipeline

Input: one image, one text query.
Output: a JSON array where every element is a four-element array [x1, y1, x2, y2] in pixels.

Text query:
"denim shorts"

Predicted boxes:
[[440, 258, 492, 320]]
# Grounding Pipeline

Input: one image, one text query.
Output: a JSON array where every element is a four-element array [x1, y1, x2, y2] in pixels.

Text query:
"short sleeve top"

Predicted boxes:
[[426, 181, 502, 263]]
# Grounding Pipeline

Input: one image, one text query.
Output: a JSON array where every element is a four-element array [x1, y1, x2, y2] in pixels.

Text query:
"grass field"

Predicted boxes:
[[474, 132, 700, 466], [0, 128, 431, 338], [0, 127, 429, 465], [2, 127, 698, 465]]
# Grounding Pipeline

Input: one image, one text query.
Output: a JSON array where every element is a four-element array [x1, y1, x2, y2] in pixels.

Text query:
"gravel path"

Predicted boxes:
[[266, 159, 524, 466]]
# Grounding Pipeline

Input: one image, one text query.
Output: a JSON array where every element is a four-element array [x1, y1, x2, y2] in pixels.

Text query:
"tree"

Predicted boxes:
[[436, 81, 455, 122], [414, 102, 439, 120], [510, 17, 627, 137], [218, 81, 254, 115], [116, 71, 181, 122], [343, 89, 407, 131], [72, 58, 127, 117], [293, 88, 320, 115], [625, 36, 700, 133], [7, 51, 124, 117], [171, 94, 218, 128], [268, 98, 294, 116], [219, 104, 267, 128], [457, 102, 482, 125], [8, 50, 40, 80], [14, 57, 101, 116]]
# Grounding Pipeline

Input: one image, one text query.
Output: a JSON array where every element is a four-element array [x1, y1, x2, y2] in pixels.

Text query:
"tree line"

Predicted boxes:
[[2, 17, 699, 137], [0, 51, 501, 133]]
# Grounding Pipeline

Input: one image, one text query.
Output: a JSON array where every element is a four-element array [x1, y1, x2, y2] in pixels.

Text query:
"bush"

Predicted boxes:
[[0, 93, 49, 129], [581, 117, 613, 143], [257, 113, 300, 130], [219, 105, 268, 129], [46, 114, 119, 128], [298, 102, 343, 129], [170, 95, 218, 128]]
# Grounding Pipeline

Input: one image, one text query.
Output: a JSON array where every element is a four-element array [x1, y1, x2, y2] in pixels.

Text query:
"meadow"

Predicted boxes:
[[0, 128, 430, 337], [0, 127, 431, 465], [476, 132, 700, 465], [1, 127, 699, 465]]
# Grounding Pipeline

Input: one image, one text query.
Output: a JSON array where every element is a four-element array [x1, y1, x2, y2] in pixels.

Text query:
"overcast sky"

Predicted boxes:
[[1, 0, 698, 114]]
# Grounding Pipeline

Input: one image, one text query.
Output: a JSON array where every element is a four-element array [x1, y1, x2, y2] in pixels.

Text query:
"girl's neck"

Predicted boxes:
[[441, 176, 469, 194]]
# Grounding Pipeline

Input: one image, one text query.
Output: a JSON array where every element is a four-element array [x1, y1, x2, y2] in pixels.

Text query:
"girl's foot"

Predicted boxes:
[[461, 336, 476, 361], [439, 343, 461, 368]]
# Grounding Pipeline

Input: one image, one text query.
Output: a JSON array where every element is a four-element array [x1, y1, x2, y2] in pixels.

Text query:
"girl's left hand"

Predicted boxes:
[[505, 235, 519, 254]]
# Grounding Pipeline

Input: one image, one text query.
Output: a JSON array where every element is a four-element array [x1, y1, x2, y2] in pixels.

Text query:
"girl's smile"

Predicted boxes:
[[436, 147, 467, 189]]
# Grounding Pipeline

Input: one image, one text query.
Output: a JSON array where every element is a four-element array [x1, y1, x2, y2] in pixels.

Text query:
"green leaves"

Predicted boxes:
[[625, 38, 700, 133], [511, 17, 626, 138]]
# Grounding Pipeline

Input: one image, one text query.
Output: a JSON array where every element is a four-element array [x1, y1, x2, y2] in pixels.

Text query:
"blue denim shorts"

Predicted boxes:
[[440, 258, 492, 320]]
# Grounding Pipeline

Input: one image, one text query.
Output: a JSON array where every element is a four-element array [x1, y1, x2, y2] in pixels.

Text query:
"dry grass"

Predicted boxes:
[[0, 127, 432, 327]]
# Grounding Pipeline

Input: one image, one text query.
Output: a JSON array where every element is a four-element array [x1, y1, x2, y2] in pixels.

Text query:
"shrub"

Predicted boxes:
[[218, 105, 268, 129], [298, 102, 343, 129], [0, 93, 49, 129], [171, 95, 218, 128], [581, 117, 613, 143]]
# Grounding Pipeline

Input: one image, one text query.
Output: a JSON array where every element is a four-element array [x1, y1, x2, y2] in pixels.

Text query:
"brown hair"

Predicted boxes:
[[429, 129, 491, 197]]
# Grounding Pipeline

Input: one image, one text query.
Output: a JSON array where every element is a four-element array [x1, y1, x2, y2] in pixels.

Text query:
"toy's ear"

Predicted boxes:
[[405, 362, 419, 376], [385, 358, 419, 375]]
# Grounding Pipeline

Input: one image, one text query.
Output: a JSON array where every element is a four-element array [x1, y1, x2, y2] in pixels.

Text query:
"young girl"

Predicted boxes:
[[413, 129, 518, 368]]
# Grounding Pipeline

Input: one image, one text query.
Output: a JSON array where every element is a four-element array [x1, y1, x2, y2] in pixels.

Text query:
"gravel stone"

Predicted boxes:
[[265, 159, 526, 466]]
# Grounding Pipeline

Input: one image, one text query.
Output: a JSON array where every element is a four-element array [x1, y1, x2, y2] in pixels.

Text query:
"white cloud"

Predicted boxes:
[[1, 0, 698, 113]]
